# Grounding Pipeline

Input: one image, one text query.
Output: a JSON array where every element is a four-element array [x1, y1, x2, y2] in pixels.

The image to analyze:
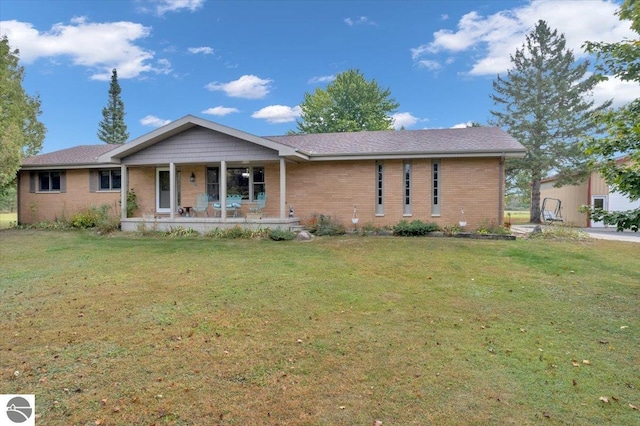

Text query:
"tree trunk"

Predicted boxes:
[[530, 178, 542, 223]]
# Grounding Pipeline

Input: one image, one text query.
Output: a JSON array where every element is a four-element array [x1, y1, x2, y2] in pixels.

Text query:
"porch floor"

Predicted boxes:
[[121, 216, 301, 233]]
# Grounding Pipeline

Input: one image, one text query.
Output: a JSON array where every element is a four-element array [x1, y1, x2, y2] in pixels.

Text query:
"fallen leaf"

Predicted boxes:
[[573, 379, 577, 386], [374, 421, 383, 426], [630, 403, 638, 410], [94, 420, 103, 425], [113, 406, 121, 413], [542, 412, 551, 418], [100, 398, 107, 406], [599, 396, 609, 403], [582, 359, 591, 365], [572, 361, 580, 367]]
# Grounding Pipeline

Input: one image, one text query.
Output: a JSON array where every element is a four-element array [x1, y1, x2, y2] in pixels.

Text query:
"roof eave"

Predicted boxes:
[[305, 149, 527, 161]]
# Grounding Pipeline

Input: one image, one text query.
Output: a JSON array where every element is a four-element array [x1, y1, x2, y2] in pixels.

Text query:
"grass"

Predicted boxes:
[[505, 210, 531, 225], [0, 212, 17, 229], [1, 230, 639, 425]]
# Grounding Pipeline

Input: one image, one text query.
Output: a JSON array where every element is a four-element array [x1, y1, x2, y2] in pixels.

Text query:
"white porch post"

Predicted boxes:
[[220, 160, 227, 220], [169, 162, 176, 219], [280, 158, 286, 219], [120, 164, 128, 220]]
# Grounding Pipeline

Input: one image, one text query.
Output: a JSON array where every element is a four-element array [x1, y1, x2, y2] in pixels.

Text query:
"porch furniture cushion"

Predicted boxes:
[[212, 195, 243, 217], [192, 193, 209, 217]]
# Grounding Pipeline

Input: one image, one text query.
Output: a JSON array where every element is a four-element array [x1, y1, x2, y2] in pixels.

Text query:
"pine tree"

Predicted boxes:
[[490, 20, 610, 223], [97, 69, 129, 144]]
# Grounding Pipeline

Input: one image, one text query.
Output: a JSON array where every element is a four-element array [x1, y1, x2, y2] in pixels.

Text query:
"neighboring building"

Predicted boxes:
[[540, 159, 640, 227], [18, 115, 526, 232]]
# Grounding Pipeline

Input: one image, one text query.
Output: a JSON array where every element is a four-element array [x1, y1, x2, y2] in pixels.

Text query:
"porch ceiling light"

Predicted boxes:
[[190, 172, 196, 183]]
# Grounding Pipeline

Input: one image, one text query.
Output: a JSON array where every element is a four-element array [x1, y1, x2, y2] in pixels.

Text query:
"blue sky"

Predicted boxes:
[[1, 0, 638, 154]]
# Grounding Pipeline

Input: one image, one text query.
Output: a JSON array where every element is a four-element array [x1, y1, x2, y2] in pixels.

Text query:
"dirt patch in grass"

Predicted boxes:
[[1, 230, 639, 425]]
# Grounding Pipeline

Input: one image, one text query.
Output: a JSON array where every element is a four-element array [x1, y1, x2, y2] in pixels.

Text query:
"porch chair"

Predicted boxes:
[[250, 192, 266, 213], [212, 194, 243, 217], [192, 193, 209, 217]]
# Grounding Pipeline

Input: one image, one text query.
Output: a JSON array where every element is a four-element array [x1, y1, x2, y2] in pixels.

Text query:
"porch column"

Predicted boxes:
[[120, 164, 128, 220], [169, 162, 176, 219], [220, 160, 227, 220], [280, 158, 286, 219]]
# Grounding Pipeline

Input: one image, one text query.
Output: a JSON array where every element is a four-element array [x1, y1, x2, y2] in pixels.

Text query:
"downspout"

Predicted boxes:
[[586, 172, 592, 228], [16, 170, 21, 225], [498, 153, 505, 224]]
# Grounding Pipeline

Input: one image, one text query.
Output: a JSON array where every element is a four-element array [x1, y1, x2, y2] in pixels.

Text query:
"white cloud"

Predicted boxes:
[[142, 0, 206, 16], [188, 46, 213, 55], [592, 76, 640, 108], [416, 60, 441, 71], [451, 121, 474, 129], [205, 75, 272, 99], [0, 18, 163, 80], [441, 14, 449, 21], [391, 112, 419, 130], [308, 75, 335, 84], [140, 115, 171, 127], [251, 105, 302, 123], [202, 106, 239, 116], [344, 16, 377, 26], [411, 0, 635, 76]]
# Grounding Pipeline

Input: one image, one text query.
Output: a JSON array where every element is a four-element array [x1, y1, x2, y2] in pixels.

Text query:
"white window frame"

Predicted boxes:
[[403, 160, 412, 216], [431, 160, 441, 216], [375, 161, 384, 216]]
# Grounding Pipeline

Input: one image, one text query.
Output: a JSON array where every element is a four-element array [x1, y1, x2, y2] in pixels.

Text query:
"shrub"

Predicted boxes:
[[268, 228, 296, 241], [306, 214, 346, 236], [165, 226, 199, 237], [70, 204, 118, 232], [205, 226, 267, 239], [475, 219, 511, 236], [393, 220, 439, 236]]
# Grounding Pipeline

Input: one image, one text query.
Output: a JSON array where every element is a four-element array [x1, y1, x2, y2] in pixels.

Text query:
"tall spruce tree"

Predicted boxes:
[[97, 69, 129, 144], [490, 20, 610, 223]]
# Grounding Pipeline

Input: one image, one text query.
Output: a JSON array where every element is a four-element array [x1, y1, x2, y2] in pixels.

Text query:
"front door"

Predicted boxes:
[[590, 195, 607, 228], [157, 168, 170, 213]]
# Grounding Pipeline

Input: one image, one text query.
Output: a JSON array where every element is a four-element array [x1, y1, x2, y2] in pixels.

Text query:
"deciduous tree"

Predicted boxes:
[[97, 69, 129, 144], [490, 20, 610, 223], [293, 69, 399, 134], [583, 0, 640, 231], [0, 36, 46, 191]]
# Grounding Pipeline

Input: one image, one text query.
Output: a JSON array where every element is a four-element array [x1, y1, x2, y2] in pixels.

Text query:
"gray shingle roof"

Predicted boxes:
[[22, 145, 119, 167], [265, 127, 524, 156]]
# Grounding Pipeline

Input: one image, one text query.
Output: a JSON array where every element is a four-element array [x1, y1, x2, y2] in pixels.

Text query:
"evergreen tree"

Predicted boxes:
[[0, 36, 46, 191], [97, 69, 129, 144], [490, 20, 610, 223], [293, 69, 399, 134], [583, 0, 640, 231]]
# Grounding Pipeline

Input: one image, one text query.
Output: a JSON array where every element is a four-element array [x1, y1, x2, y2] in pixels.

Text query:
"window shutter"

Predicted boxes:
[[89, 170, 97, 192], [29, 172, 36, 193], [60, 171, 66, 193]]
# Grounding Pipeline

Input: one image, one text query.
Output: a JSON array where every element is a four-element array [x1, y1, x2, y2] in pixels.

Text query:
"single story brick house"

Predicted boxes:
[[18, 115, 525, 232]]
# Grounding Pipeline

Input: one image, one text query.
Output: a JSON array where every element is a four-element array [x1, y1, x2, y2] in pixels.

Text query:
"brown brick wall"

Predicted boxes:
[[18, 169, 120, 224], [19, 158, 505, 229]]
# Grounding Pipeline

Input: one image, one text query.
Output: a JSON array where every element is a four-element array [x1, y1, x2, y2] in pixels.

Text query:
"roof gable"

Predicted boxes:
[[98, 115, 302, 163]]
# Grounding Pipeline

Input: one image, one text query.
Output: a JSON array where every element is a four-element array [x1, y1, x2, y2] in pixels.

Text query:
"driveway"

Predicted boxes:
[[511, 224, 640, 243], [581, 227, 640, 243]]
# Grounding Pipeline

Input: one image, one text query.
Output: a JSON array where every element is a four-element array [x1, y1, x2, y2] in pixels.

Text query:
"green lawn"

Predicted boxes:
[[0, 212, 17, 229], [1, 230, 639, 425]]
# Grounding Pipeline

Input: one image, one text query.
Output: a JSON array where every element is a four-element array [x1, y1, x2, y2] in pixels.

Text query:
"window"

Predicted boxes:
[[206, 167, 220, 201], [39, 171, 61, 192], [432, 160, 441, 216], [99, 169, 121, 191], [375, 161, 384, 215], [403, 161, 412, 216], [207, 166, 265, 201]]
